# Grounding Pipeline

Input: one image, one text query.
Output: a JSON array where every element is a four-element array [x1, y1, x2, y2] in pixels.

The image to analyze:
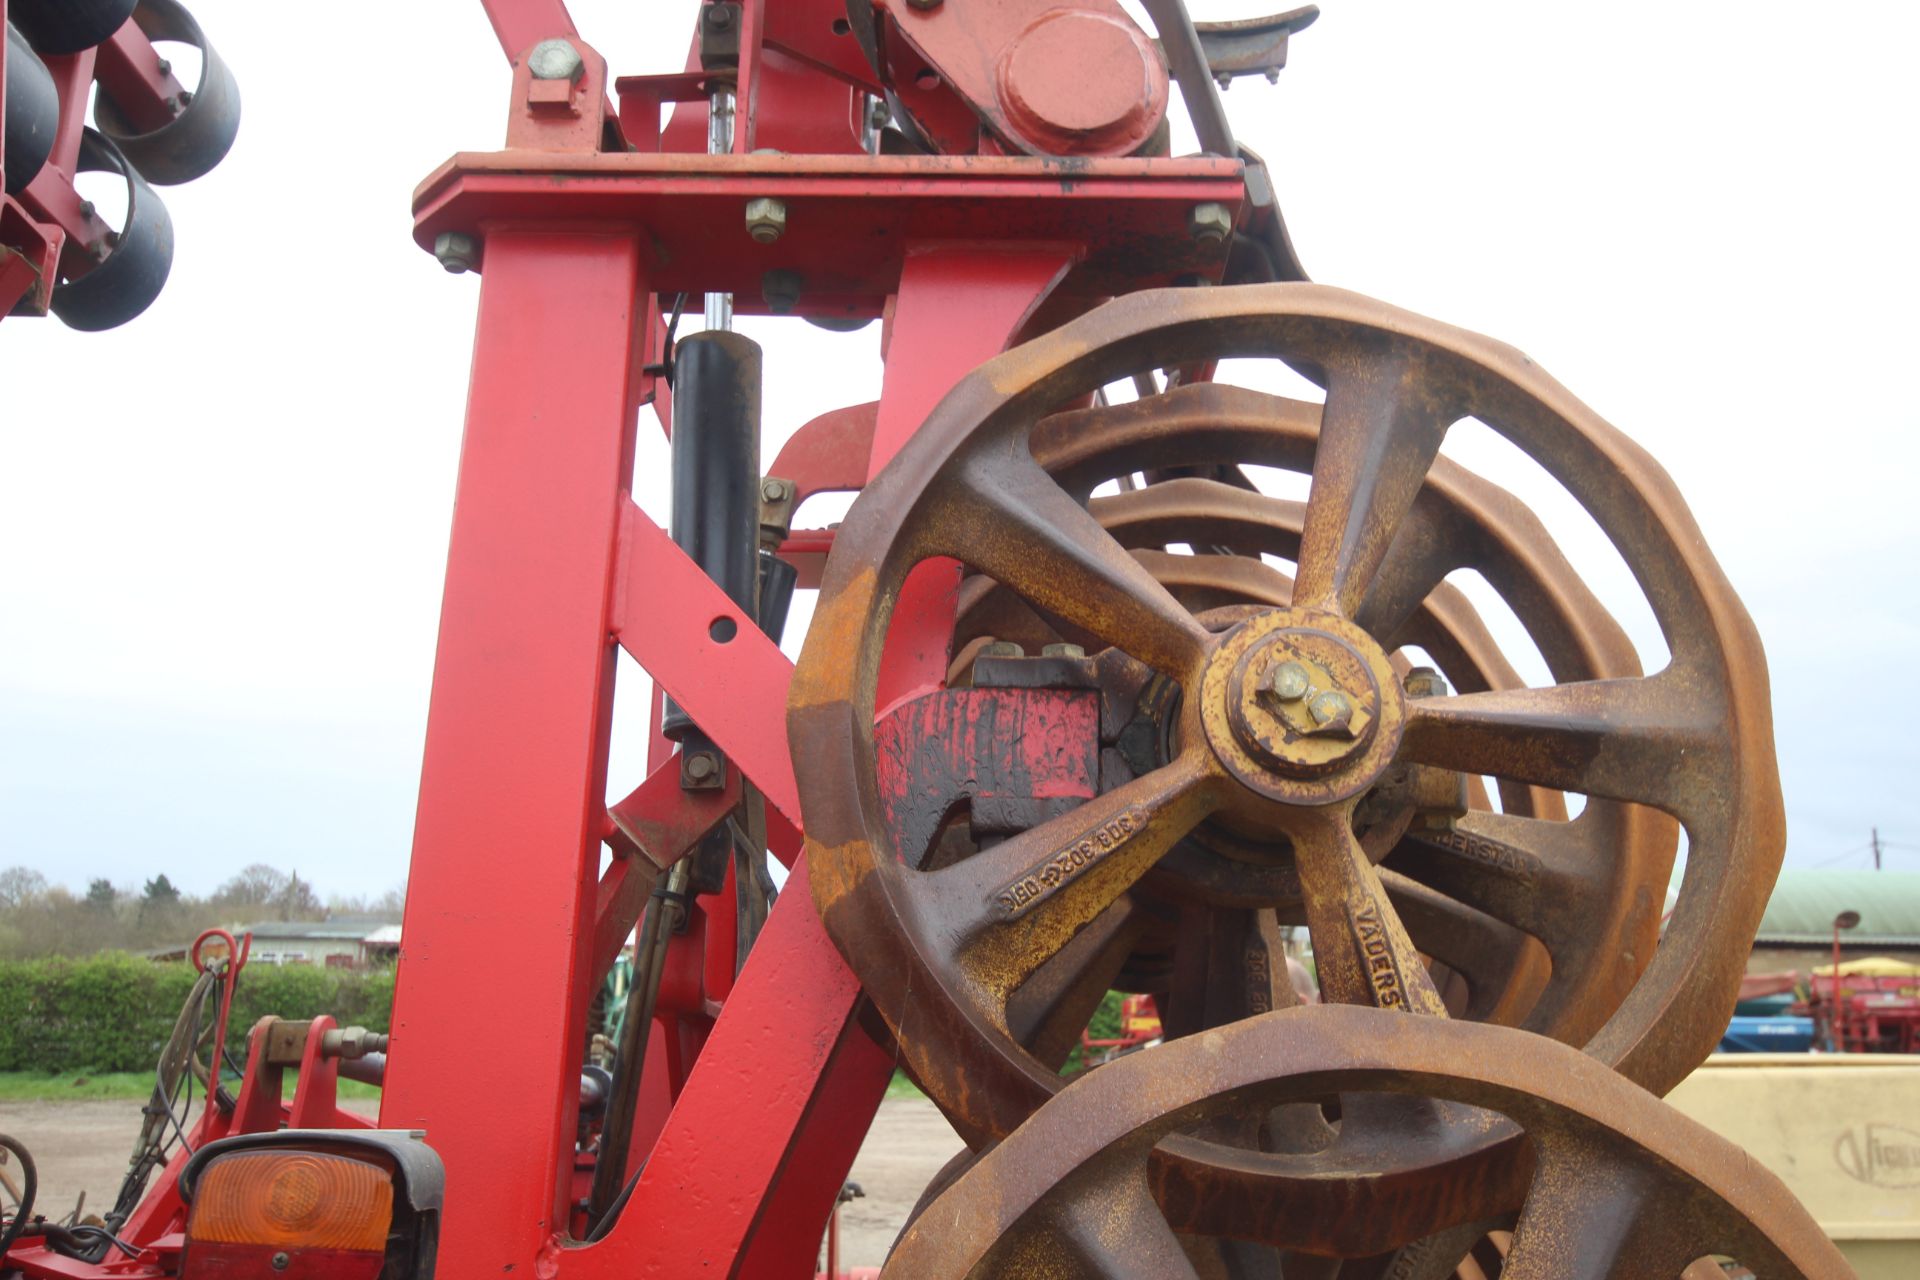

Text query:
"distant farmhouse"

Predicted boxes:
[[149, 918, 400, 968]]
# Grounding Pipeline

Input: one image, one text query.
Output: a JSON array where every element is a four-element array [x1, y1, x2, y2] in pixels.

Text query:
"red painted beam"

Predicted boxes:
[[382, 228, 650, 1274], [565, 857, 880, 1278], [872, 246, 1075, 710], [479, 0, 581, 64]]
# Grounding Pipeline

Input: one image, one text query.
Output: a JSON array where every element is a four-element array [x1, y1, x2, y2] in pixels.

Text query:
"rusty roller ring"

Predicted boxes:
[[791, 283, 1783, 1252], [937, 461, 1660, 1276], [50, 130, 173, 331], [93, 0, 240, 185], [884, 1007, 1848, 1279], [949, 406, 1676, 1049]]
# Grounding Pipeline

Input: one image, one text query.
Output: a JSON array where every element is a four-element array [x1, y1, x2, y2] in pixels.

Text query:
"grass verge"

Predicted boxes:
[[0, 1071, 380, 1103]]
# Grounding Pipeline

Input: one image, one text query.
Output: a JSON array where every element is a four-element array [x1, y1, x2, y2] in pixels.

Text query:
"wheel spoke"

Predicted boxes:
[[1392, 814, 1583, 940], [1049, 1161, 1203, 1280], [1400, 579, 1570, 818], [930, 450, 1214, 677], [924, 750, 1225, 1006], [1383, 867, 1547, 1026], [1292, 811, 1448, 1015], [1292, 352, 1455, 618], [1005, 897, 1143, 1070], [1161, 906, 1298, 1041], [1502, 1133, 1692, 1280], [1399, 676, 1715, 812], [1353, 489, 1455, 643]]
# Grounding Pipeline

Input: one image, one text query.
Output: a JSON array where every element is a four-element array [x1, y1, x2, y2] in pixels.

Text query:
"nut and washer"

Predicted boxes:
[[1403, 666, 1450, 699], [979, 641, 1025, 658], [1188, 201, 1233, 247], [1041, 643, 1086, 658], [434, 231, 479, 275], [745, 196, 788, 244], [683, 752, 719, 783]]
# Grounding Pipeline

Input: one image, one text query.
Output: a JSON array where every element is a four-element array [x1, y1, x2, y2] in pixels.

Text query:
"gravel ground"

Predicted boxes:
[[0, 1096, 382, 1225], [0, 1094, 959, 1272]]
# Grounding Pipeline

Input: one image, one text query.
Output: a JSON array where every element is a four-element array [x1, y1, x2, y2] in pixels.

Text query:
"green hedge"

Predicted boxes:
[[0, 952, 394, 1073]]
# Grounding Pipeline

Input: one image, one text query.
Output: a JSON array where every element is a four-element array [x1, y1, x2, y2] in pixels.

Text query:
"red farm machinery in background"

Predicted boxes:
[[2, 0, 238, 327], [0, 1, 1859, 1278]]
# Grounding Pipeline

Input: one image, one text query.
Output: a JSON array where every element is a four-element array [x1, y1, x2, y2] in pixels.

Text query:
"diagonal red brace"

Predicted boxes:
[[607, 754, 742, 871], [612, 501, 800, 828]]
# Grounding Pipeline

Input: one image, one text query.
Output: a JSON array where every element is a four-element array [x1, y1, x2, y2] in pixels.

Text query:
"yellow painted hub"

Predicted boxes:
[[1200, 609, 1406, 807]]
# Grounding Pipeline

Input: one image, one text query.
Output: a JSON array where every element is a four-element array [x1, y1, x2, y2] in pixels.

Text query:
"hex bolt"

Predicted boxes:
[[1188, 202, 1233, 248], [761, 267, 804, 314], [1308, 689, 1355, 734], [706, 4, 736, 29], [684, 752, 718, 783], [1041, 643, 1085, 658], [1403, 666, 1450, 699], [979, 641, 1025, 658], [434, 231, 479, 275], [1261, 661, 1311, 703], [528, 38, 585, 82], [745, 196, 788, 245]]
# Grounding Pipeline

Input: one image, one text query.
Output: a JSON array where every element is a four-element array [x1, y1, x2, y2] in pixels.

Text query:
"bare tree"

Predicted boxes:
[[212, 863, 291, 908], [0, 866, 48, 909]]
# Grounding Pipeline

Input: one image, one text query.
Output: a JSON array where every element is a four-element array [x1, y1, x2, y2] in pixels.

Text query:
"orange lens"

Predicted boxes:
[[189, 1150, 393, 1252]]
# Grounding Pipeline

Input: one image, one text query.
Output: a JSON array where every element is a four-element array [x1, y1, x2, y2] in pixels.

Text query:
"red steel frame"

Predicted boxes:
[[379, 4, 1247, 1275], [0, 2, 1251, 1276]]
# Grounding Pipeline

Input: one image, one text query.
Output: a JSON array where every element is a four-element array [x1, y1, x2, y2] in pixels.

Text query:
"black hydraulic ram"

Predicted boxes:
[[588, 329, 768, 1229], [662, 328, 763, 742]]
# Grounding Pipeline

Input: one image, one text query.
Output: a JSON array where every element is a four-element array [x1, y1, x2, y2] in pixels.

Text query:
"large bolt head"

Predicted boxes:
[[1261, 660, 1311, 703], [1403, 665, 1449, 699], [528, 38, 584, 82], [746, 196, 788, 244], [1188, 201, 1233, 247], [434, 231, 479, 274], [1307, 689, 1356, 737]]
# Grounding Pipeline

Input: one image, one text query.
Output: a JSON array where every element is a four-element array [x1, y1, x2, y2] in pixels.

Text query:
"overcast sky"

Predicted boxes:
[[2, 2, 1916, 899]]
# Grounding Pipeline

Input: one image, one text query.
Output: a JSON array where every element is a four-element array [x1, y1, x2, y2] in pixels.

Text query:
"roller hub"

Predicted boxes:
[[1205, 610, 1396, 799]]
